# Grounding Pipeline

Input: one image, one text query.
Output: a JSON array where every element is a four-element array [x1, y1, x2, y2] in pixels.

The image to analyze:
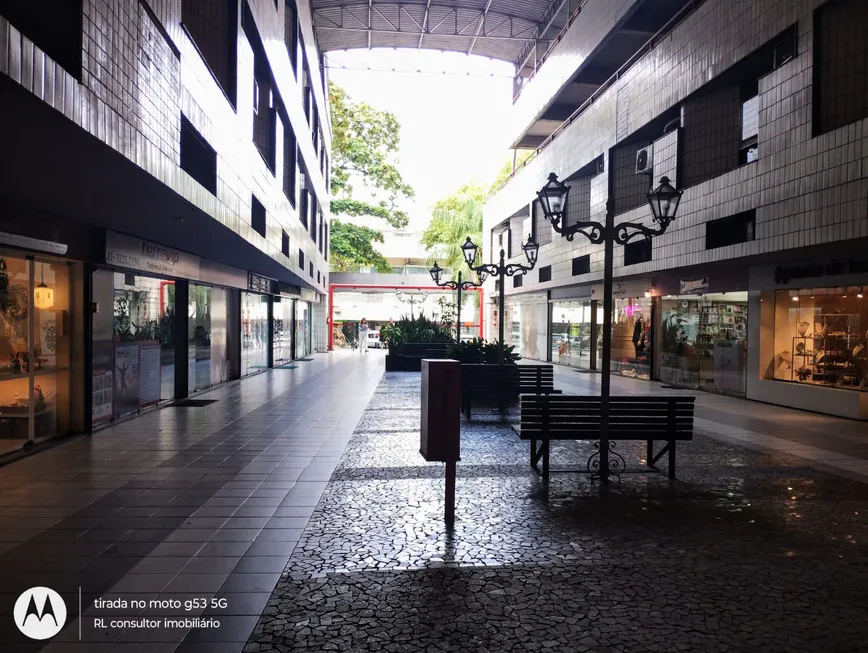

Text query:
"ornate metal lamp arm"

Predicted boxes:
[[469, 261, 499, 278], [612, 218, 673, 245], [550, 217, 606, 244], [504, 262, 534, 277]]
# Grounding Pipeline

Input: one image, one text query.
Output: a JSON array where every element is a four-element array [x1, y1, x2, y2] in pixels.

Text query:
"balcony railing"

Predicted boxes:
[[494, 0, 705, 198]]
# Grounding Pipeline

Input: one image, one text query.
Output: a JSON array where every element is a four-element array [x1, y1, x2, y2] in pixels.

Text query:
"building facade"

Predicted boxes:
[[0, 0, 330, 455], [484, 0, 868, 419]]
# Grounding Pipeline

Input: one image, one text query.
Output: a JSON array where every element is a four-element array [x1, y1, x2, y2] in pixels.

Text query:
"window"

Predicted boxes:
[[252, 58, 276, 171], [283, 122, 298, 206], [740, 80, 760, 164], [182, 0, 237, 106], [309, 262, 313, 277], [572, 255, 590, 276], [285, 0, 298, 73], [532, 201, 552, 246], [562, 156, 602, 228], [1, 0, 83, 78], [624, 239, 652, 266], [324, 224, 328, 261], [251, 196, 266, 237], [815, 0, 868, 134], [706, 211, 756, 249], [611, 142, 651, 214], [282, 230, 290, 256], [681, 86, 742, 187], [180, 116, 217, 194], [538, 266, 552, 283], [299, 190, 309, 228], [318, 218, 324, 254], [513, 275, 523, 289], [312, 108, 320, 153], [310, 195, 318, 244], [299, 248, 305, 270], [317, 270, 321, 283]]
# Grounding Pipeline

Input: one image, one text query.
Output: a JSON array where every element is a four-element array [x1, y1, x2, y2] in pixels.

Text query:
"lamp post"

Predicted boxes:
[[538, 172, 683, 483], [396, 292, 425, 320], [429, 264, 485, 341], [462, 235, 540, 365]]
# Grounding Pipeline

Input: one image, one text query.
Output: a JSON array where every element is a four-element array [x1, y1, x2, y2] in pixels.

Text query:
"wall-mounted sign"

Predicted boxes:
[[680, 277, 709, 295], [773, 258, 868, 284], [248, 272, 276, 294], [105, 231, 200, 279], [0, 231, 68, 255]]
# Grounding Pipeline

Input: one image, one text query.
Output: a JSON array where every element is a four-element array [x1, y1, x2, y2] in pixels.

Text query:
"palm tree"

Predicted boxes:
[[421, 185, 484, 276]]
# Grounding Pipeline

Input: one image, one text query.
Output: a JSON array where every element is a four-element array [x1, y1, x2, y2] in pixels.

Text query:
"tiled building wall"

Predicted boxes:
[[0, 0, 330, 294], [485, 0, 868, 303]]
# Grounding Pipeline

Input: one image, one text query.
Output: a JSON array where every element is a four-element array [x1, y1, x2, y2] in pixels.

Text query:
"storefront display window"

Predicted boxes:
[[0, 256, 73, 454], [612, 297, 652, 379], [273, 297, 295, 365], [506, 293, 548, 360], [242, 292, 269, 375], [296, 301, 311, 358], [657, 293, 748, 395], [772, 287, 867, 391], [551, 301, 595, 369], [188, 284, 232, 392]]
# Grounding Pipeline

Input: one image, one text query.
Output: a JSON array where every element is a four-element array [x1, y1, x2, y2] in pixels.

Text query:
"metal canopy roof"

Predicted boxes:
[[312, 0, 566, 65]]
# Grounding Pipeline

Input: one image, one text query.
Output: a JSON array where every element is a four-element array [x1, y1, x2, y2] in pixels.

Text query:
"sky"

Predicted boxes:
[[326, 49, 515, 232]]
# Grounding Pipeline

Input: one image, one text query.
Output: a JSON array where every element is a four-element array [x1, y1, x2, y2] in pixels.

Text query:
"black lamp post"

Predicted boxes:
[[539, 172, 683, 483], [462, 234, 540, 365], [396, 292, 424, 320], [429, 263, 485, 341]]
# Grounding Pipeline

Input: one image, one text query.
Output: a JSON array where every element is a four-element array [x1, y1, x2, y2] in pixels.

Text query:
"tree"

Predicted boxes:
[[329, 220, 391, 273], [489, 150, 535, 194], [421, 184, 485, 274]]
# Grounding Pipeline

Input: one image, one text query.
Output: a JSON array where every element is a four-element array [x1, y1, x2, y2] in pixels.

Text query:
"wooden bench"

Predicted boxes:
[[461, 363, 562, 419], [514, 395, 695, 479], [396, 343, 450, 359]]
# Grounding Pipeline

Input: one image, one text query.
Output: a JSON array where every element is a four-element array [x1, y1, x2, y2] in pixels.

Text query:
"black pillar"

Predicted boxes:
[[267, 295, 274, 368], [174, 280, 189, 399]]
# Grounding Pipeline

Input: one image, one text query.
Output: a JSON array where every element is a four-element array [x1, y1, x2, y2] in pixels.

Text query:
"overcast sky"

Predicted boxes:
[[326, 49, 515, 231]]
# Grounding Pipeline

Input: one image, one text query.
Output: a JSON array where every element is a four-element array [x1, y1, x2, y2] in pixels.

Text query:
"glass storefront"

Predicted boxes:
[[0, 255, 74, 454], [772, 287, 867, 392], [657, 293, 748, 395], [91, 269, 175, 424], [241, 292, 269, 375], [611, 296, 653, 379], [188, 284, 231, 392], [295, 300, 311, 358], [551, 300, 597, 369], [506, 293, 548, 359], [273, 296, 295, 366]]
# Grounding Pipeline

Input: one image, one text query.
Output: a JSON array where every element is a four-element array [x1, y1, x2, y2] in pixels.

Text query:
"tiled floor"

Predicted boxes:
[[0, 350, 383, 653]]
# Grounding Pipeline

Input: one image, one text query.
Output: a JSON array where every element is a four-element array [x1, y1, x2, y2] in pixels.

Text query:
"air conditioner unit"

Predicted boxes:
[[635, 147, 652, 175]]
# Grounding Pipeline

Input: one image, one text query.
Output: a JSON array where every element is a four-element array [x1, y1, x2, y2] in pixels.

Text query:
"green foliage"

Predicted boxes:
[[381, 314, 455, 353], [446, 338, 520, 364], [489, 150, 535, 195], [421, 184, 485, 276], [329, 220, 392, 273], [329, 82, 413, 231]]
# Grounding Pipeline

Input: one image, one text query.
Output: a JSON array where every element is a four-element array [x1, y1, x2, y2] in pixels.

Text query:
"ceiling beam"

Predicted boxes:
[[368, 0, 373, 48], [316, 25, 534, 42], [418, 0, 433, 49], [516, 0, 572, 73], [467, 0, 494, 55]]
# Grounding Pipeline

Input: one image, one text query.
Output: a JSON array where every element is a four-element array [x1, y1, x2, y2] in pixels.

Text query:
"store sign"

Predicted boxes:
[[248, 272, 276, 294], [105, 231, 200, 279], [773, 258, 868, 284], [680, 277, 709, 295]]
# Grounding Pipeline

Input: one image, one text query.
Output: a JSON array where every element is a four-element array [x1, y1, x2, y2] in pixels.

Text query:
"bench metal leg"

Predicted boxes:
[[542, 441, 550, 479], [649, 441, 670, 468], [668, 440, 676, 479], [646, 440, 653, 467], [530, 439, 550, 479]]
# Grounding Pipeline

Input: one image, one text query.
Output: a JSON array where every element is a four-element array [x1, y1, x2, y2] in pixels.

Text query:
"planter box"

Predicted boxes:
[[385, 354, 424, 372]]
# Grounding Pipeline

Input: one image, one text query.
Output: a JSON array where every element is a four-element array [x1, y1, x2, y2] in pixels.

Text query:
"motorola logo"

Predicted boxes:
[[14, 587, 67, 640]]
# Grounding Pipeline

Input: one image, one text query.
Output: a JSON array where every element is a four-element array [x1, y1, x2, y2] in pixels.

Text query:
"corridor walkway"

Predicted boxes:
[[0, 351, 383, 652], [1, 351, 867, 651]]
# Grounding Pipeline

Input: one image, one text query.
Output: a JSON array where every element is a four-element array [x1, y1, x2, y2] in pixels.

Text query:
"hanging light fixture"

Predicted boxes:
[[34, 263, 54, 310]]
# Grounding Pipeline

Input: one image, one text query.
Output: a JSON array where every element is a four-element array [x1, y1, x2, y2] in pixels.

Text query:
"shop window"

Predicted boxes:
[[241, 292, 269, 376], [706, 211, 756, 250], [513, 275, 523, 289], [182, 0, 237, 106], [299, 248, 304, 270], [572, 255, 590, 276], [188, 283, 231, 392], [251, 196, 266, 237], [285, 0, 298, 74], [623, 239, 652, 266], [532, 201, 552, 246], [538, 266, 552, 283], [180, 116, 217, 195], [815, 0, 868, 134], [551, 300, 597, 370], [771, 287, 867, 392], [282, 230, 290, 257], [658, 293, 748, 395], [611, 142, 651, 215], [0, 0, 83, 80]]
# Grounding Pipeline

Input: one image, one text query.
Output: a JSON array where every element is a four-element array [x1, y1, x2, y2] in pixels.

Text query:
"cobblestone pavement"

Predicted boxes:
[[246, 372, 868, 653]]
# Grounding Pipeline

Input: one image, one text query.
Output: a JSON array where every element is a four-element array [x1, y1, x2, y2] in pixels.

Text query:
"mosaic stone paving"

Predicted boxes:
[[246, 372, 868, 652]]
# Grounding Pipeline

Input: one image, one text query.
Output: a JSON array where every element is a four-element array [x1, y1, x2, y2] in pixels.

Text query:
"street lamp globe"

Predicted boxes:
[[537, 173, 570, 221], [461, 237, 479, 267], [429, 261, 443, 285], [522, 235, 540, 266], [647, 176, 683, 226], [476, 268, 488, 285]]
